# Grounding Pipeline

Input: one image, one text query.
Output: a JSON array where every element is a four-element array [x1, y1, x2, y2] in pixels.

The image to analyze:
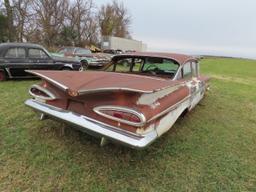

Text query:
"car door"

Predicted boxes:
[[4, 47, 28, 77], [182, 61, 203, 109], [27, 48, 55, 70]]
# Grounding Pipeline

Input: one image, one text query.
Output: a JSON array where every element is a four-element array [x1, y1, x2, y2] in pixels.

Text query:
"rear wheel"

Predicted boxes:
[[0, 71, 6, 81], [81, 60, 89, 70]]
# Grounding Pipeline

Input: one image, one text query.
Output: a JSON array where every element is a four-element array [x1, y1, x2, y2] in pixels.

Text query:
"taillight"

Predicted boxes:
[[93, 106, 146, 127], [29, 84, 57, 101], [30, 87, 49, 98]]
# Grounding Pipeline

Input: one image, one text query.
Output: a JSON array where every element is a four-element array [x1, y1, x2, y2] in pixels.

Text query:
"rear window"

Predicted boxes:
[[5, 48, 26, 58], [75, 48, 92, 55], [28, 48, 48, 58], [59, 48, 75, 54], [142, 58, 179, 72]]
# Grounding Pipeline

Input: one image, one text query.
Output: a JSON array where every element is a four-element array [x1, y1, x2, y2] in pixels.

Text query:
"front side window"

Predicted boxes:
[[182, 62, 192, 79], [191, 61, 198, 77], [5, 48, 26, 58], [28, 49, 48, 59]]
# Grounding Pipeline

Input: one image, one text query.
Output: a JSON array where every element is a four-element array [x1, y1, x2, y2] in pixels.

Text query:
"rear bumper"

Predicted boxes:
[[25, 99, 158, 149]]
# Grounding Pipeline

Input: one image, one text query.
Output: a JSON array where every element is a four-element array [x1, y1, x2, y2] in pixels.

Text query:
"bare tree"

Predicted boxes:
[[98, 0, 131, 38], [112, 1, 131, 38], [66, 0, 99, 46], [0, 0, 132, 47], [32, 0, 69, 47], [3, 0, 15, 41], [12, 0, 33, 42], [0, 6, 9, 42]]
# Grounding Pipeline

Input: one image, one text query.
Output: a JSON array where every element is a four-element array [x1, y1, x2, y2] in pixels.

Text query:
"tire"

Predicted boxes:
[[0, 70, 6, 81], [81, 60, 89, 70]]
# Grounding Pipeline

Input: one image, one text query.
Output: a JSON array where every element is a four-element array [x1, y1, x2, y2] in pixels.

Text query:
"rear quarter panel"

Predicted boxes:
[[42, 80, 190, 134]]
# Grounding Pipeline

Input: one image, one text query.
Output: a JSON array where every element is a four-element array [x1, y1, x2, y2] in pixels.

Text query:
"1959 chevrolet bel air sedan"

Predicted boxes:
[[25, 52, 209, 149]]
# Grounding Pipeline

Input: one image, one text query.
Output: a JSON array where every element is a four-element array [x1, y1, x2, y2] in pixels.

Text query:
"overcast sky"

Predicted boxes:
[[95, 0, 256, 59]]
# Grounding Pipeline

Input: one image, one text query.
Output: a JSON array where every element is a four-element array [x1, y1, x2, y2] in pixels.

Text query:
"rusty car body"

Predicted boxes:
[[25, 52, 209, 149], [56, 47, 110, 68]]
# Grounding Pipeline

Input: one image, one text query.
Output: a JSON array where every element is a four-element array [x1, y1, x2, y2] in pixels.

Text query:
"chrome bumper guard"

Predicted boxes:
[[25, 99, 158, 149]]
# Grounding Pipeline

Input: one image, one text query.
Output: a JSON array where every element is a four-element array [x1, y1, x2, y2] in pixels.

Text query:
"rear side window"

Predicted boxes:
[[28, 49, 48, 59], [5, 48, 26, 58]]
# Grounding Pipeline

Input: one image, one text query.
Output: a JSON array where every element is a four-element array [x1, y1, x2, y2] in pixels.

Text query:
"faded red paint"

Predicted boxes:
[[38, 78, 189, 133], [28, 70, 181, 93], [27, 52, 206, 134]]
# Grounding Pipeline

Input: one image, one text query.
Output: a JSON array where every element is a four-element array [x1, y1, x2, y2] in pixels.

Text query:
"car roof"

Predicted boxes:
[[0, 43, 48, 57], [112, 52, 197, 65], [0, 42, 45, 50], [60, 47, 90, 50]]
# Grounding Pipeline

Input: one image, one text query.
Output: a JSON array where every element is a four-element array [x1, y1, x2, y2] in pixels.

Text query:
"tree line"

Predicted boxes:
[[0, 0, 131, 48]]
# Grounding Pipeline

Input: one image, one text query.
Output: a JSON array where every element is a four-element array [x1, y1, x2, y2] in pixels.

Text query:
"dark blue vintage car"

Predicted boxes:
[[0, 43, 83, 81]]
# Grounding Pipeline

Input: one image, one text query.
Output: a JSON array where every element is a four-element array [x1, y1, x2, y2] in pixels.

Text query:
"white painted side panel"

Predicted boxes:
[[155, 99, 190, 136]]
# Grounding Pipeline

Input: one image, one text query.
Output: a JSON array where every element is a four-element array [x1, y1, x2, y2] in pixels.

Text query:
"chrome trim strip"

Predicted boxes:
[[173, 66, 182, 80], [82, 115, 143, 138], [25, 70, 68, 90], [29, 84, 57, 101], [63, 64, 73, 69], [148, 95, 190, 122], [110, 71, 167, 82], [5, 68, 12, 78], [25, 99, 158, 148], [78, 83, 182, 95], [79, 87, 152, 94], [93, 105, 146, 127]]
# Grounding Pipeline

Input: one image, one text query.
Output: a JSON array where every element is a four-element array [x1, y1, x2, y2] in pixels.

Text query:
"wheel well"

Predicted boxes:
[[81, 59, 88, 64], [61, 67, 72, 70], [0, 69, 8, 77], [0, 69, 8, 80], [180, 108, 189, 118]]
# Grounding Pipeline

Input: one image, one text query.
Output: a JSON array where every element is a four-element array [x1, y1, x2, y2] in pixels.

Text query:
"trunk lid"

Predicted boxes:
[[26, 70, 180, 95]]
